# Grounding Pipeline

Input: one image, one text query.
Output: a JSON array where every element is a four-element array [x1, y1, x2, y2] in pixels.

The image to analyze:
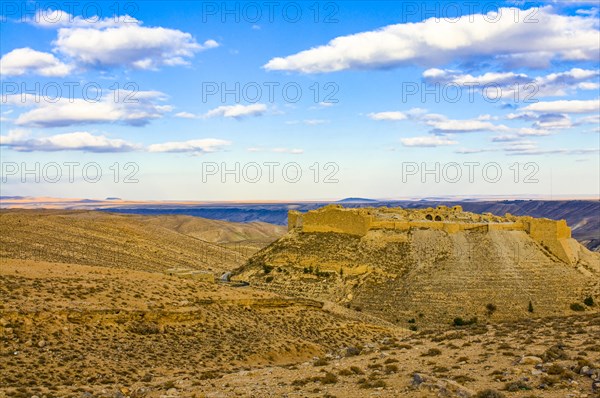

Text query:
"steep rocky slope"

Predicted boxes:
[[235, 226, 600, 328]]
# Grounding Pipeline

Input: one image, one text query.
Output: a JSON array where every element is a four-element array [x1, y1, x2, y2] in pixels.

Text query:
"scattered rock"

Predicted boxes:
[[37, 339, 46, 348], [519, 356, 543, 365], [341, 346, 360, 357], [412, 373, 428, 386]]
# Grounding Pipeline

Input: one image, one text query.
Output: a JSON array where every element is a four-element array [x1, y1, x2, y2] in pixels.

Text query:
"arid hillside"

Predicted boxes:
[[0, 209, 599, 397], [235, 226, 600, 328], [132, 214, 286, 255], [0, 210, 248, 274], [0, 259, 401, 397]]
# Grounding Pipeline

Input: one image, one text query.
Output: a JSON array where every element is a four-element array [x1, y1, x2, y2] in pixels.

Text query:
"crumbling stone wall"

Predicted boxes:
[[289, 205, 576, 264], [300, 205, 372, 236]]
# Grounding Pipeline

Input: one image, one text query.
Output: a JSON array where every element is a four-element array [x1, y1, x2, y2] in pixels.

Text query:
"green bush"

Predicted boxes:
[[584, 296, 594, 307], [421, 348, 442, 357], [453, 317, 477, 327], [262, 264, 273, 274], [570, 303, 585, 312], [528, 301, 534, 313], [320, 372, 338, 384], [475, 389, 505, 398]]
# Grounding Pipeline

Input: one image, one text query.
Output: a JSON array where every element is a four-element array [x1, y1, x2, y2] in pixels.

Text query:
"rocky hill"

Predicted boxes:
[[234, 205, 600, 328], [0, 210, 250, 274], [132, 214, 286, 255]]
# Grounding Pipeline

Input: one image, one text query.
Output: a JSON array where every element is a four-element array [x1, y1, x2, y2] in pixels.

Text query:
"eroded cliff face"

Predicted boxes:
[[237, 206, 600, 328]]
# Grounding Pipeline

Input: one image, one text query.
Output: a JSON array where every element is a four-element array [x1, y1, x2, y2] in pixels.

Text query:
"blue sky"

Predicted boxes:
[[1, 0, 599, 200]]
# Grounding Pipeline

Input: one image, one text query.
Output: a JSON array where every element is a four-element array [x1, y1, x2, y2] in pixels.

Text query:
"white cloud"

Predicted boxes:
[[532, 113, 573, 130], [367, 111, 407, 121], [455, 147, 497, 154], [0, 130, 138, 152], [576, 115, 600, 125], [517, 127, 552, 136], [368, 108, 510, 134], [520, 99, 600, 113], [303, 119, 329, 125], [147, 138, 231, 154], [174, 112, 198, 119], [54, 24, 217, 70], [204, 104, 267, 119], [3, 12, 218, 75], [423, 67, 600, 99], [8, 90, 169, 128], [502, 140, 539, 152], [0, 47, 73, 77], [265, 6, 599, 73], [492, 134, 520, 142], [400, 136, 458, 147], [425, 118, 510, 134]]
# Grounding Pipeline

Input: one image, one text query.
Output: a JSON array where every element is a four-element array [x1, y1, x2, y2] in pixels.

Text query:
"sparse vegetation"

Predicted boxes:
[[1, 208, 598, 397], [453, 317, 478, 327], [570, 303, 585, 311], [475, 389, 505, 398], [421, 348, 442, 357]]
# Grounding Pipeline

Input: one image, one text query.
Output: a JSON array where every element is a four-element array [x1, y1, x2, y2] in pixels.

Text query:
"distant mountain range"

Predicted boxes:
[[1, 197, 598, 251]]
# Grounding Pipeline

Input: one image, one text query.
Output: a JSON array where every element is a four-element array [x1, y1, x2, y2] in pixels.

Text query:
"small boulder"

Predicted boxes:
[[519, 356, 543, 365]]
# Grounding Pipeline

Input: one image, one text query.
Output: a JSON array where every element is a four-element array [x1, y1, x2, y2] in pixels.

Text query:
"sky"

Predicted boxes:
[[0, 0, 599, 201]]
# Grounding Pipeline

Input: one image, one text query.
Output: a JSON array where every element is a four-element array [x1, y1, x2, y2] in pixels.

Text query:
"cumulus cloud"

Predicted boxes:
[[147, 138, 231, 154], [369, 108, 511, 134], [203, 104, 267, 119], [0, 130, 138, 152], [532, 113, 573, 129], [3, 10, 218, 74], [265, 6, 599, 73], [400, 136, 458, 147], [520, 99, 600, 113], [55, 25, 217, 70], [8, 90, 169, 128], [367, 111, 407, 121], [425, 117, 510, 134], [422, 67, 600, 99], [0, 47, 73, 77], [454, 147, 498, 154], [174, 112, 198, 119]]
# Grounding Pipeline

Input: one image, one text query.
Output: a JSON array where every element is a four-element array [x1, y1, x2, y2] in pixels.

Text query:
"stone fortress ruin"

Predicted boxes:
[[288, 204, 578, 265]]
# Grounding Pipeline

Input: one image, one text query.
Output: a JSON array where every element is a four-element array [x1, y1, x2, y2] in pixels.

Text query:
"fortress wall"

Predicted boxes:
[[524, 218, 574, 264], [288, 207, 576, 264], [302, 208, 372, 236], [488, 223, 526, 231], [288, 210, 302, 231]]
